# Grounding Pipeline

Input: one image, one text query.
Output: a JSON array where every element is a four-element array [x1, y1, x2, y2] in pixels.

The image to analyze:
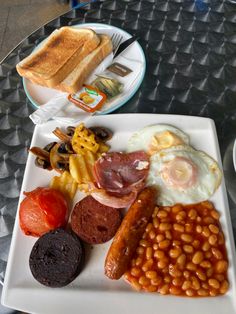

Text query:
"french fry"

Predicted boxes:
[[72, 123, 99, 154], [98, 141, 110, 154], [69, 154, 89, 184], [69, 151, 97, 192], [50, 171, 78, 201]]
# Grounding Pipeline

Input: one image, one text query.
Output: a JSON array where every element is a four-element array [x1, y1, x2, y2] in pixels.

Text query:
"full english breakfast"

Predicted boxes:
[[18, 121, 229, 296]]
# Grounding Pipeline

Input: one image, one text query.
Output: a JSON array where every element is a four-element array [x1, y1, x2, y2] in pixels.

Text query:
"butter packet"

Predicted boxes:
[[91, 73, 124, 99]]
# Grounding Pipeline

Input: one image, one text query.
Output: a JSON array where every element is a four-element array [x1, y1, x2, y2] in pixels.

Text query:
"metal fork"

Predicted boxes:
[[111, 33, 123, 56]]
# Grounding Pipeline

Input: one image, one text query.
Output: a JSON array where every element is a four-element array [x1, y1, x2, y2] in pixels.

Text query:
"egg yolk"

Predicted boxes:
[[161, 156, 198, 189], [148, 131, 184, 155]]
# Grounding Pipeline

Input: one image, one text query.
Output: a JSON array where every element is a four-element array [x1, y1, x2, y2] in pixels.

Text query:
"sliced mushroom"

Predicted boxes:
[[44, 142, 57, 152], [29, 143, 57, 171], [53, 127, 71, 142], [66, 126, 75, 137], [50, 143, 70, 173], [89, 126, 113, 142], [35, 157, 52, 170], [57, 142, 74, 154], [29, 147, 50, 160]]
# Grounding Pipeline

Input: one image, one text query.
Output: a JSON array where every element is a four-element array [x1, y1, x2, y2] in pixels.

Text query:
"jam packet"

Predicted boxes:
[[68, 85, 107, 113]]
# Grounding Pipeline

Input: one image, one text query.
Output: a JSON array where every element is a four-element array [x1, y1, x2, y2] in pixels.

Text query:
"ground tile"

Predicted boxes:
[[2, 2, 69, 55]]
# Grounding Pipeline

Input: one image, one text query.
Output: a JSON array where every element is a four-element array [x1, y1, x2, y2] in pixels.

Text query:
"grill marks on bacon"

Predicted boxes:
[[92, 151, 150, 208]]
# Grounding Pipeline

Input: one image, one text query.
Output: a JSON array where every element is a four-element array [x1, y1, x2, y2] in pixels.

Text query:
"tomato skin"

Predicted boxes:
[[19, 187, 68, 237]]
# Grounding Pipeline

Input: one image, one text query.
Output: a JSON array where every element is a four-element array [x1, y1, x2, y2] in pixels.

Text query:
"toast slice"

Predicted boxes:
[[58, 34, 113, 93], [16, 27, 100, 88]]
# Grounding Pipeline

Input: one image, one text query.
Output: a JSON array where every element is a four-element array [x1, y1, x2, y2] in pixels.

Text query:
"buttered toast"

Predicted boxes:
[[16, 27, 100, 88], [58, 34, 113, 93]]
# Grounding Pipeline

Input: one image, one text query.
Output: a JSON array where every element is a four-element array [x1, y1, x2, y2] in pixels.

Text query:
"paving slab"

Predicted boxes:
[[0, 0, 30, 7], [1, 2, 69, 56]]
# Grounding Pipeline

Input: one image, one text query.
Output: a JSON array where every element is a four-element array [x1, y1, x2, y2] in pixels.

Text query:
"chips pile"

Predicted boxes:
[[50, 123, 110, 198]]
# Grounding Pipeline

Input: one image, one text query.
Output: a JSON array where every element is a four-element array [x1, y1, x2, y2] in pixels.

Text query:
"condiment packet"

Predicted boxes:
[[91, 73, 124, 99], [29, 92, 68, 124], [29, 92, 93, 125], [68, 85, 107, 113], [107, 62, 133, 77]]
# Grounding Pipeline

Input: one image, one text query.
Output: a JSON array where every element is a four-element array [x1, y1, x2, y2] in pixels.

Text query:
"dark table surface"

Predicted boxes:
[[1, 0, 236, 313]]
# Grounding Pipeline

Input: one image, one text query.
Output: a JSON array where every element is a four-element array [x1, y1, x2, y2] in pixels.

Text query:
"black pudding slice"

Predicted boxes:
[[29, 228, 84, 287]]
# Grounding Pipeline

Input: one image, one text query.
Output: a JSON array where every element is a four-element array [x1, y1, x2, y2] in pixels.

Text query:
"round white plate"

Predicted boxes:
[[23, 23, 146, 115]]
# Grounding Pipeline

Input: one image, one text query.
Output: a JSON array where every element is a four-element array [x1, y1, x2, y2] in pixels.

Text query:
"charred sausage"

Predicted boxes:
[[104, 186, 157, 280]]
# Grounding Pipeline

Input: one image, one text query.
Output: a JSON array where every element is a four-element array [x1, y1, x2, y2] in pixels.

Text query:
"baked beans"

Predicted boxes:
[[124, 201, 229, 297]]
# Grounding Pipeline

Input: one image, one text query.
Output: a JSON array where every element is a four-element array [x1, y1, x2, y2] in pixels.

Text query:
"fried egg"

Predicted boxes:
[[146, 145, 222, 206], [127, 124, 190, 155]]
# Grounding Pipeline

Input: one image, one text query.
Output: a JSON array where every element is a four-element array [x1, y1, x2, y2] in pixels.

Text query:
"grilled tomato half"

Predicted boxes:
[[19, 187, 68, 237]]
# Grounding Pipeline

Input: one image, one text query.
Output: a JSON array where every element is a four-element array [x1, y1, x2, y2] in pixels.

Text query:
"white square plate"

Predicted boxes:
[[2, 114, 236, 314]]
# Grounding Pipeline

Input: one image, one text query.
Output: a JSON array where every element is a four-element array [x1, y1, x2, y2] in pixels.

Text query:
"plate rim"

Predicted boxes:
[[22, 22, 146, 114], [2, 113, 236, 314]]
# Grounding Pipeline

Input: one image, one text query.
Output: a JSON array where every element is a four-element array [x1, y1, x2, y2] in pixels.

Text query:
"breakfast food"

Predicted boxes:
[[59, 34, 113, 93], [127, 123, 222, 206], [91, 151, 150, 208], [71, 123, 109, 155], [124, 201, 229, 296], [71, 196, 122, 244], [127, 124, 190, 155], [93, 151, 149, 195], [19, 187, 68, 237], [69, 151, 97, 191], [50, 171, 78, 201], [30, 123, 113, 195], [91, 188, 138, 209], [104, 187, 157, 280], [23, 120, 228, 297], [88, 126, 113, 142], [147, 145, 222, 206], [16, 27, 100, 88], [29, 228, 84, 287]]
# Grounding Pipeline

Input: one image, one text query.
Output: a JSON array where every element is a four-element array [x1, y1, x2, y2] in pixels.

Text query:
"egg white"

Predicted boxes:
[[146, 145, 222, 206], [127, 124, 190, 153]]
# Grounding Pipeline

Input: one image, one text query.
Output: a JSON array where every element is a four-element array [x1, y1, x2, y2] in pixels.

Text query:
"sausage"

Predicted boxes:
[[104, 186, 157, 280]]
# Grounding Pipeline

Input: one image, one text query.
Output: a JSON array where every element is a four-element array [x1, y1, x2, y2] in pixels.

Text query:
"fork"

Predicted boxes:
[[111, 33, 123, 56]]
